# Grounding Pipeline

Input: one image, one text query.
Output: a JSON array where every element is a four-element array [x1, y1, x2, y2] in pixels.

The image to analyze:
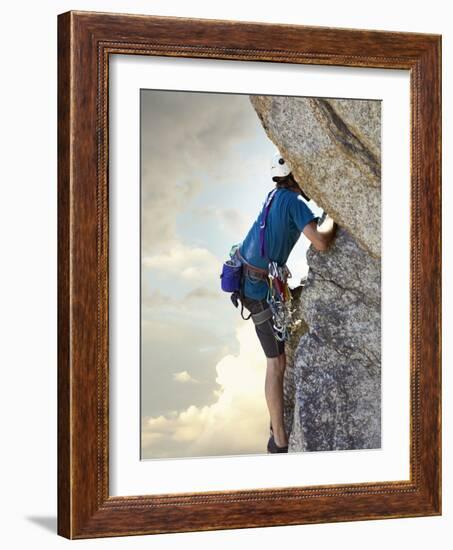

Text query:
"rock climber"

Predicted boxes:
[[236, 151, 337, 453]]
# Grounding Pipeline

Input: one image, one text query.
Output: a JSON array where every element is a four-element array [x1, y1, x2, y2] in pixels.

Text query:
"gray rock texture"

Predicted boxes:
[[251, 95, 381, 452], [290, 229, 381, 451], [250, 95, 381, 258]]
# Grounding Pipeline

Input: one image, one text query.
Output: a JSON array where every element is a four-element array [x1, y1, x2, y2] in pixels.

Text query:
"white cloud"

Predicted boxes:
[[172, 371, 198, 384], [141, 312, 238, 418], [194, 205, 250, 236], [143, 287, 220, 310], [141, 91, 261, 255], [185, 287, 219, 300], [142, 321, 270, 458], [143, 242, 221, 284]]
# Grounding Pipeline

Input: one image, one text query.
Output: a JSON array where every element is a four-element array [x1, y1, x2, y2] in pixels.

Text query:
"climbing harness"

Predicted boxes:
[[220, 188, 297, 340]]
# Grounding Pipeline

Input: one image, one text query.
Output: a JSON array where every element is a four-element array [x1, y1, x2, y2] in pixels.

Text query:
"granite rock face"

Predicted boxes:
[[290, 228, 381, 451], [250, 95, 381, 258], [251, 95, 381, 452]]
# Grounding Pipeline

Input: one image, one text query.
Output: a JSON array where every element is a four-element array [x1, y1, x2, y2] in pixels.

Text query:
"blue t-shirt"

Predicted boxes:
[[239, 187, 316, 300]]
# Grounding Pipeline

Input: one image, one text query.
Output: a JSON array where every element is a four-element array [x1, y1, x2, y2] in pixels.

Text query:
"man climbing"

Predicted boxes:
[[237, 151, 337, 453]]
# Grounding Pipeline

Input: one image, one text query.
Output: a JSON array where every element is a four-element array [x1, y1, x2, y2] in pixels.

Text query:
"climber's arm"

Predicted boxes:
[[303, 215, 337, 251]]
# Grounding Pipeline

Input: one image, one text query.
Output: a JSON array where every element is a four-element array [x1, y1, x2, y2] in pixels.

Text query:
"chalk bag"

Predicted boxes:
[[220, 257, 243, 293]]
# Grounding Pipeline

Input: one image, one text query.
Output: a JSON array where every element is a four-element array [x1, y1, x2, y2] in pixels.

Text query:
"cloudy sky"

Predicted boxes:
[[140, 89, 320, 459]]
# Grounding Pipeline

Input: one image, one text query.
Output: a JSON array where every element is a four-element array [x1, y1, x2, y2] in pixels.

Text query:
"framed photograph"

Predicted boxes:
[[58, 11, 441, 539]]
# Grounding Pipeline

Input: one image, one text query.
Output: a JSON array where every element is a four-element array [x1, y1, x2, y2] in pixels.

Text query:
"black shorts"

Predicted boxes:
[[241, 296, 285, 359]]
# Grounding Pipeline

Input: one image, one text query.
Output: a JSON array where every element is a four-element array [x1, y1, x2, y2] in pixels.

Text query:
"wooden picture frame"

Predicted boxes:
[[57, 10, 441, 539]]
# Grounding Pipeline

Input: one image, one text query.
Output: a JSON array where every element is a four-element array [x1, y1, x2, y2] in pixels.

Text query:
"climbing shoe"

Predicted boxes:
[[267, 434, 288, 454]]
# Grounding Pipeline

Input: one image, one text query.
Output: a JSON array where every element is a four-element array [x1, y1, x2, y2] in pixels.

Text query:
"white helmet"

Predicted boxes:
[[270, 151, 291, 180]]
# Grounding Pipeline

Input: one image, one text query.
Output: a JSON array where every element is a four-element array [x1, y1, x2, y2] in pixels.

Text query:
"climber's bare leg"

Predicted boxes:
[[265, 352, 288, 447]]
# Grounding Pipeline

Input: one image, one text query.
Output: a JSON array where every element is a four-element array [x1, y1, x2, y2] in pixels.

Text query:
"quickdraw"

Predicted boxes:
[[266, 261, 295, 342]]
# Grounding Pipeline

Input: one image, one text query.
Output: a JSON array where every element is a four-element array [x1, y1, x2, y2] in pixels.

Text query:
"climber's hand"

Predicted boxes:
[[303, 216, 337, 251]]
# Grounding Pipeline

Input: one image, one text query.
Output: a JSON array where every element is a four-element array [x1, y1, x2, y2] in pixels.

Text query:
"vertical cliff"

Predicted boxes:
[[251, 95, 381, 451]]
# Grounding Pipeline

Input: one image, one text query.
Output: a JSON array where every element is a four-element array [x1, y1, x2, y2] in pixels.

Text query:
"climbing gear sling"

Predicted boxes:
[[266, 261, 293, 342], [259, 188, 295, 342]]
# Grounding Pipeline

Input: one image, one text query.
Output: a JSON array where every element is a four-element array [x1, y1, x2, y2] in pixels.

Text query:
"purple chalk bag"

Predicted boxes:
[[220, 256, 243, 292]]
